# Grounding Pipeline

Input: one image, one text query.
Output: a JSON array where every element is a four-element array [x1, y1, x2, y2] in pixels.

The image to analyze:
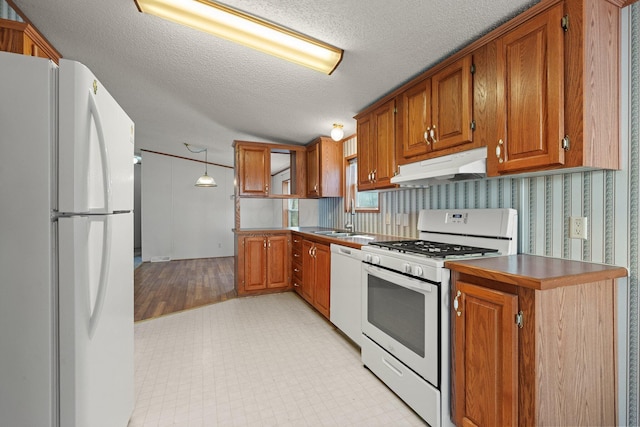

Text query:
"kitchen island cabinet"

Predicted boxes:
[[236, 232, 291, 296], [446, 255, 626, 427]]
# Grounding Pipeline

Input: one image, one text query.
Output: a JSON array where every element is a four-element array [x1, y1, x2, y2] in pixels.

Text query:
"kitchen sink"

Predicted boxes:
[[313, 230, 374, 239]]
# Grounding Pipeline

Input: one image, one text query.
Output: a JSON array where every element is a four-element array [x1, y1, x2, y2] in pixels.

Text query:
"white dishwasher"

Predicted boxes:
[[330, 244, 363, 346]]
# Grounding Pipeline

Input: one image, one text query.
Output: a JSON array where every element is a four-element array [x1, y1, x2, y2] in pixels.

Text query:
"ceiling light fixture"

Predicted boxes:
[[330, 123, 344, 141], [185, 143, 217, 187], [133, 0, 344, 75]]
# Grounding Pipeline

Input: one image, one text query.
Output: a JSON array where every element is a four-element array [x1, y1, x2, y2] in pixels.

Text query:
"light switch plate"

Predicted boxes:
[[569, 216, 588, 240]]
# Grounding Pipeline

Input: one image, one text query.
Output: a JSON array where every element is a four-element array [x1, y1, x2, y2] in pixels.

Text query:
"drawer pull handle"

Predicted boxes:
[[382, 357, 403, 377]]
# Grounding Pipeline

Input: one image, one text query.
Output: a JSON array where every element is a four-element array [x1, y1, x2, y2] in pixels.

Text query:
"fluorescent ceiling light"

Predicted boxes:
[[134, 0, 344, 74]]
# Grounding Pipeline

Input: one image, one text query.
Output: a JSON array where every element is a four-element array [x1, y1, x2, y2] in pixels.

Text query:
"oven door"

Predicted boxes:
[[361, 263, 439, 386]]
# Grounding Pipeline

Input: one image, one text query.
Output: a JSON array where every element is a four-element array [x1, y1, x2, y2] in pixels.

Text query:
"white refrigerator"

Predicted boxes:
[[0, 51, 134, 426]]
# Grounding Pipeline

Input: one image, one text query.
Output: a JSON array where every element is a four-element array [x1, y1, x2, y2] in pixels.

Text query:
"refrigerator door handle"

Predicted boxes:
[[87, 90, 112, 213], [88, 215, 112, 338]]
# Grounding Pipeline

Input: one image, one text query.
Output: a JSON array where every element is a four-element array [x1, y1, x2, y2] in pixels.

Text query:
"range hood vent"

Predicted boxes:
[[391, 147, 487, 188]]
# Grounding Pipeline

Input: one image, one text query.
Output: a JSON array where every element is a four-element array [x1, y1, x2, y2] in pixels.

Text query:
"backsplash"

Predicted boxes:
[[321, 170, 623, 265]]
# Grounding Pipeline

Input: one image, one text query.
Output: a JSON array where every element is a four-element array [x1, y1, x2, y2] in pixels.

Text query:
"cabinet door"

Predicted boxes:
[[356, 113, 375, 191], [452, 281, 518, 427], [401, 79, 431, 160], [306, 142, 320, 197], [238, 145, 270, 196], [266, 235, 289, 289], [431, 55, 473, 151], [493, 4, 564, 174], [243, 237, 267, 291], [301, 240, 315, 304], [313, 243, 331, 318], [373, 99, 396, 188]]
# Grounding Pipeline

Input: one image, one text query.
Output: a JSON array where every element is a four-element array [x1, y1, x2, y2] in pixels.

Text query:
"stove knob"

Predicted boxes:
[[372, 255, 381, 265], [365, 254, 372, 263], [403, 263, 412, 274], [414, 266, 424, 277]]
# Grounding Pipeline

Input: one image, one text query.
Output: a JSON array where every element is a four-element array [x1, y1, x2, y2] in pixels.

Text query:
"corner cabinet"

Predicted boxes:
[[447, 255, 626, 427], [306, 136, 343, 198], [236, 232, 291, 296], [0, 18, 61, 63], [489, 0, 621, 176], [355, 99, 397, 191]]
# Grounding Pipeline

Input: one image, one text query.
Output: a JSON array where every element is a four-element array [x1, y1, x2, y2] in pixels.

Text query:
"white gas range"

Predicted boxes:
[[360, 208, 518, 426]]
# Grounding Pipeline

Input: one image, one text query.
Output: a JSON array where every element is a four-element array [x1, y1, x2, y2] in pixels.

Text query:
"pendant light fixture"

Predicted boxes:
[[195, 148, 217, 187], [133, 0, 343, 74], [331, 123, 344, 141]]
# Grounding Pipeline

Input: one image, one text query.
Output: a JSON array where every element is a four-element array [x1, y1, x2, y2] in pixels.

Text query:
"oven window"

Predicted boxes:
[[367, 275, 425, 357]]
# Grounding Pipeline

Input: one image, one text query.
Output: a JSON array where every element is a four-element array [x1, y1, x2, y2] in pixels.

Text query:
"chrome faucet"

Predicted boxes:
[[345, 199, 355, 232]]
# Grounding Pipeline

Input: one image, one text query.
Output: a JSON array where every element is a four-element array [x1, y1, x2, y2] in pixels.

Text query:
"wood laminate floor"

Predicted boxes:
[[134, 257, 237, 322]]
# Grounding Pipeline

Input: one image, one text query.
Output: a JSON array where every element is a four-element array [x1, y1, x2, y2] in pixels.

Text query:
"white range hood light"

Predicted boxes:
[[390, 147, 487, 188]]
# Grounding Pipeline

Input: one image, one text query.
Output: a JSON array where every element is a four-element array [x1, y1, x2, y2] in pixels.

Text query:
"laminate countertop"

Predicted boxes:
[[445, 254, 627, 290], [233, 227, 408, 250]]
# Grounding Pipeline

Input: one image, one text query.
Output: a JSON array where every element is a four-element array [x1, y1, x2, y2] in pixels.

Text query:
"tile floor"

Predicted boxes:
[[129, 292, 426, 426]]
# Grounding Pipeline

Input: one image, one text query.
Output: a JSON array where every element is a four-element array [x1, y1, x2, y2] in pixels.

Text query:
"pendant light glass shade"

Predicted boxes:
[[195, 148, 217, 187], [195, 172, 216, 187]]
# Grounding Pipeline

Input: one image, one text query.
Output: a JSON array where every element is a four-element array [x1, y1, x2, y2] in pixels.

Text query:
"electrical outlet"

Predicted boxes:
[[569, 216, 588, 240], [385, 213, 391, 225]]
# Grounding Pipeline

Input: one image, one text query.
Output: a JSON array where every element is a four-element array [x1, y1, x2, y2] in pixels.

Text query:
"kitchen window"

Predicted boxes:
[[345, 156, 379, 212]]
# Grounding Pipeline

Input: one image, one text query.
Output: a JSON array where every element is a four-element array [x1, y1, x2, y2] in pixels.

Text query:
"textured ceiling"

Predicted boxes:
[[13, 0, 538, 167]]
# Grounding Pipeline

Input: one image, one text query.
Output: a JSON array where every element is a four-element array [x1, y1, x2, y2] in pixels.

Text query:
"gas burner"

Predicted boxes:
[[370, 240, 499, 259]]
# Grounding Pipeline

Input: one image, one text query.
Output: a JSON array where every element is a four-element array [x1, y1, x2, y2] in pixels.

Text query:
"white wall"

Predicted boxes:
[[141, 151, 234, 261]]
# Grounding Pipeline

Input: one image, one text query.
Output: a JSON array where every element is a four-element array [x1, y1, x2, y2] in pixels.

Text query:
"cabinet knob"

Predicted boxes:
[[453, 290, 462, 317], [424, 128, 431, 145]]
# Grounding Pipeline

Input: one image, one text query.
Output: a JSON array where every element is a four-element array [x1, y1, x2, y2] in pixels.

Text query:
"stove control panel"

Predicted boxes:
[[445, 212, 468, 224]]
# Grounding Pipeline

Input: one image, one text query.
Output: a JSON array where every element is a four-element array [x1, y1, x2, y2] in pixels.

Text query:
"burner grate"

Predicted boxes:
[[370, 240, 499, 258]]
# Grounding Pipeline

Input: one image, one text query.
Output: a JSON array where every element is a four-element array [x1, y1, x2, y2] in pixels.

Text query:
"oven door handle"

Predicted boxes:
[[363, 264, 434, 293]]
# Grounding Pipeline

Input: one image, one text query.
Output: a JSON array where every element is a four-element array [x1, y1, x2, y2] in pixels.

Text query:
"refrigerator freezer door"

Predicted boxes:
[[58, 59, 134, 214], [58, 213, 134, 427], [0, 52, 57, 427]]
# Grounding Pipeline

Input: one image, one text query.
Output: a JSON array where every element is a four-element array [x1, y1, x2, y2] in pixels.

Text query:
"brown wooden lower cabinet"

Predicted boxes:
[[236, 232, 290, 296], [299, 238, 331, 319], [447, 255, 625, 427]]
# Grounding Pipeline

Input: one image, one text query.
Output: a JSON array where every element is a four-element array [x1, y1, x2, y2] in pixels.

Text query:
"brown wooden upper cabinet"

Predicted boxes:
[[356, 99, 397, 191], [355, 0, 624, 181], [0, 18, 61, 64], [234, 141, 306, 198], [306, 136, 342, 198], [488, 0, 621, 176], [493, 4, 565, 174], [399, 55, 474, 163]]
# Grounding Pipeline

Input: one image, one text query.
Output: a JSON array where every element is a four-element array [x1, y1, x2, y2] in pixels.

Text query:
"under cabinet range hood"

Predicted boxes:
[[391, 147, 487, 188]]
